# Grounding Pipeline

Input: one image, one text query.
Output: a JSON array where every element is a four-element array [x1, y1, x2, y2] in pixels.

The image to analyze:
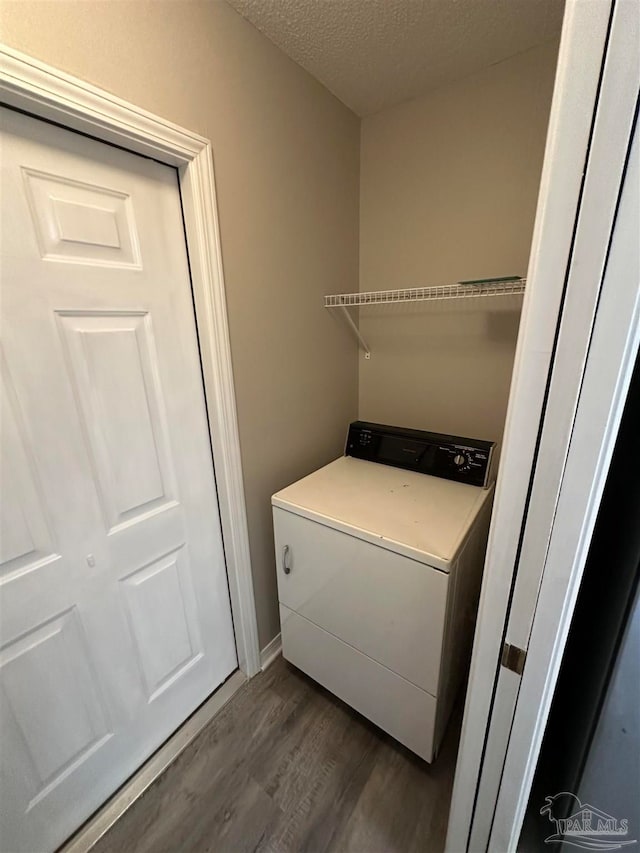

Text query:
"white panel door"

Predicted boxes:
[[0, 106, 237, 853]]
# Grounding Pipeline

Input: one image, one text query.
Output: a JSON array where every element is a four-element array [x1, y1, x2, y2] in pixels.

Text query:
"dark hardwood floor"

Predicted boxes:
[[93, 656, 461, 853]]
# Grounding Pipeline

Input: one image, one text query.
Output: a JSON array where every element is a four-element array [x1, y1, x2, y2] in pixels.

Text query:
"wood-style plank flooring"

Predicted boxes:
[[93, 656, 461, 853]]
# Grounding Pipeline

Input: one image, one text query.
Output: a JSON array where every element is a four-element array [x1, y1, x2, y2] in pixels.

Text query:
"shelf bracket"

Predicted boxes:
[[338, 304, 371, 359]]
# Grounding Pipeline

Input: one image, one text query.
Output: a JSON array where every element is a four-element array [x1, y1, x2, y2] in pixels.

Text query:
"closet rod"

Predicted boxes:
[[324, 277, 526, 308]]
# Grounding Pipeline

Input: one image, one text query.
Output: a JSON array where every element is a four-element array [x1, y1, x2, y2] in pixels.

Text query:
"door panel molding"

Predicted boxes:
[[0, 45, 260, 677], [56, 310, 179, 532]]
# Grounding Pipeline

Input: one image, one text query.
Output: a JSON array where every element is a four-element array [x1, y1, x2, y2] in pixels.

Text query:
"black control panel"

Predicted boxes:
[[345, 421, 495, 488]]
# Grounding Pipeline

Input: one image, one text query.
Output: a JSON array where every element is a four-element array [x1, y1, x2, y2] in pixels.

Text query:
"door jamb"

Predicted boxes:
[[490, 112, 639, 853], [0, 44, 262, 678], [445, 1, 614, 848]]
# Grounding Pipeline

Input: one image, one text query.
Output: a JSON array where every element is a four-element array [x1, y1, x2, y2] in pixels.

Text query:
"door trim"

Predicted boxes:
[[489, 110, 639, 853], [0, 44, 261, 677], [445, 0, 615, 849]]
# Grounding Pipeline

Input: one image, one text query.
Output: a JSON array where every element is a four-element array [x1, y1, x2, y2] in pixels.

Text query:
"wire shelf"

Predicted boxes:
[[324, 278, 526, 308]]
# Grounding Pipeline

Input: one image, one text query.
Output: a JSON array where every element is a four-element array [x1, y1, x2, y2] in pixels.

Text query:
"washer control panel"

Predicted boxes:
[[346, 421, 495, 488]]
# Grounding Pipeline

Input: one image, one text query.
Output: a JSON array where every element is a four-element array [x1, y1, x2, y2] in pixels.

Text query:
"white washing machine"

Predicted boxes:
[[272, 421, 494, 762]]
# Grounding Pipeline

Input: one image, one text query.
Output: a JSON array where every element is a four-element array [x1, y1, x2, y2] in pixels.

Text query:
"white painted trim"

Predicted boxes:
[[490, 111, 640, 853], [0, 45, 261, 677], [445, 2, 613, 850], [466, 2, 639, 847], [60, 669, 247, 853], [504, 0, 640, 659], [260, 633, 282, 671]]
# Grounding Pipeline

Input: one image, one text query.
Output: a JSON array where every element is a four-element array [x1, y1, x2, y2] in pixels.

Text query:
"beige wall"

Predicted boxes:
[[0, 6, 558, 649], [1, 0, 360, 649], [358, 42, 558, 448]]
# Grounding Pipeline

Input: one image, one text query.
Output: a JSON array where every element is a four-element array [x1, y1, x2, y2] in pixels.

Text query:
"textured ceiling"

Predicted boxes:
[[225, 0, 564, 116]]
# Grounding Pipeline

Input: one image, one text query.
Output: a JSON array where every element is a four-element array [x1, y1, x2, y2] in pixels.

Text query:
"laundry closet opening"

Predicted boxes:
[[266, 0, 563, 836]]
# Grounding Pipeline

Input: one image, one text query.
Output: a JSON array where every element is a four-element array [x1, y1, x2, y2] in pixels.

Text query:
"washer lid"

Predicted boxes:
[[272, 456, 493, 571]]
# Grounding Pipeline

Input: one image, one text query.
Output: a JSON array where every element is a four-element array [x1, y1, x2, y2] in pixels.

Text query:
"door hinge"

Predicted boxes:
[[501, 642, 527, 675]]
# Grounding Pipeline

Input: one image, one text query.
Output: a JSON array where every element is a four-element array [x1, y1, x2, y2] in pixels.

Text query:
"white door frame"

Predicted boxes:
[[467, 0, 638, 848], [475, 0, 639, 846], [446, 0, 620, 849], [489, 105, 639, 853], [0, 45, 261, 678]]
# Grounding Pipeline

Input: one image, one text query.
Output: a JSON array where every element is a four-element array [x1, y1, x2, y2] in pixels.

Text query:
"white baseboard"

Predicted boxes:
[[260, 632, 282, 670]]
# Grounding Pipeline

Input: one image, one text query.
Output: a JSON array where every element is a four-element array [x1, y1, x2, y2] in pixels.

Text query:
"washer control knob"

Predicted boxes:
[[454, 454, 466, 466]]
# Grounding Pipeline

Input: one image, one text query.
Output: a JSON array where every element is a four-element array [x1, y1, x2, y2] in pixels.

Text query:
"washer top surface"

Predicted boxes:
[[272, 456, 493, 571]]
